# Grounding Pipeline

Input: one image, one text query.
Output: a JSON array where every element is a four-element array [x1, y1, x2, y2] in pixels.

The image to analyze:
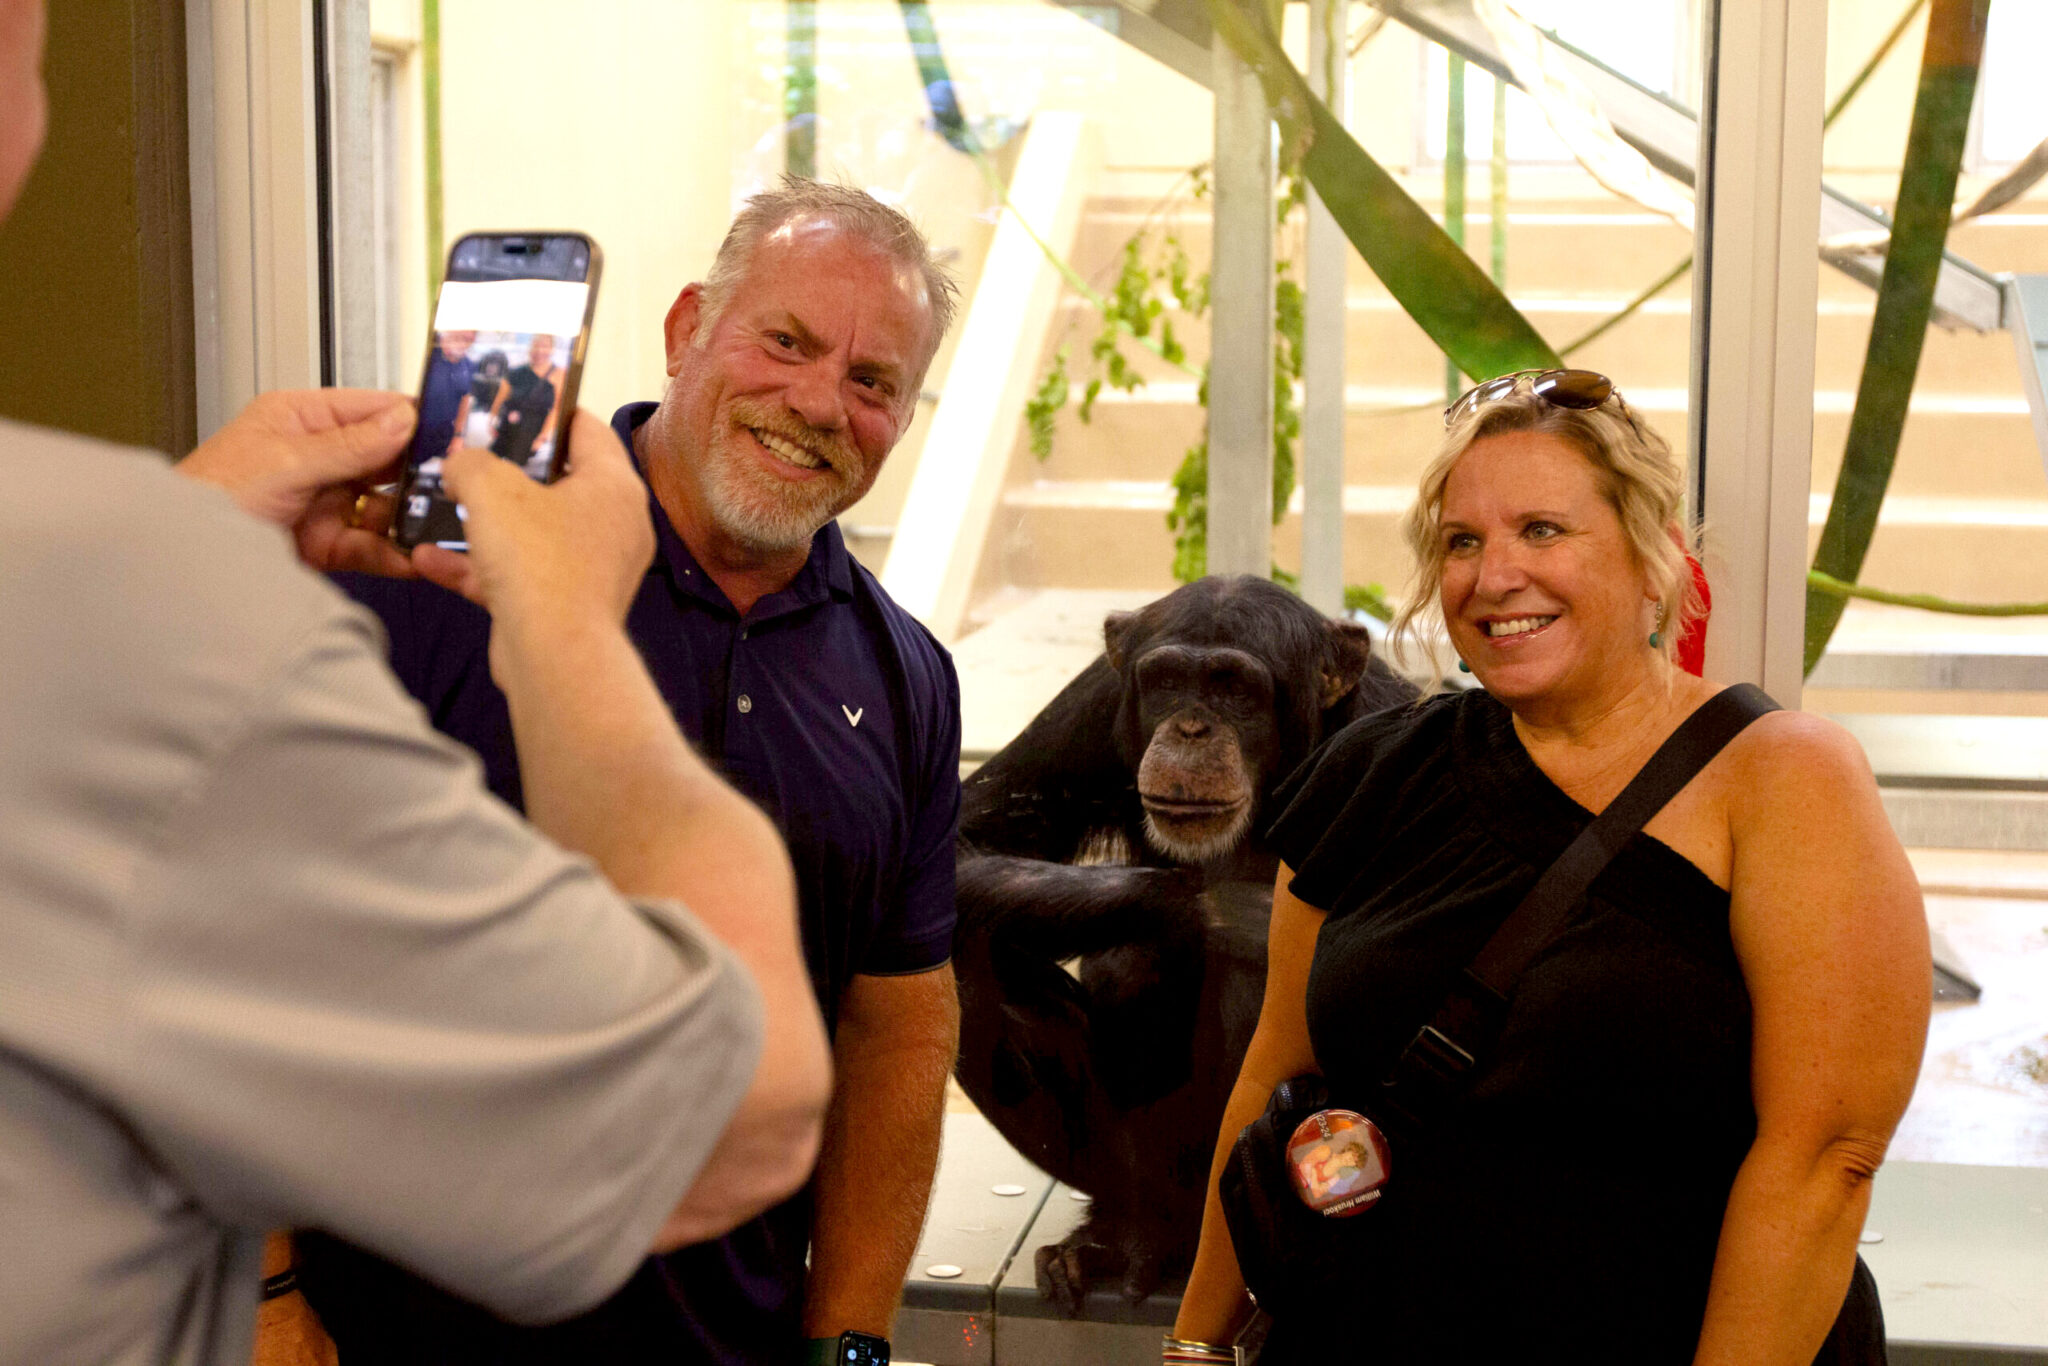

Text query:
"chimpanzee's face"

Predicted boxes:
[[1123, 640, 1284, 864]]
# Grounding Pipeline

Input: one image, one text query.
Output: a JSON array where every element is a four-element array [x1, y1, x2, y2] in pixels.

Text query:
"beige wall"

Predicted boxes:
[[428, 2, 739, 420], [369, 1, 745, 419]]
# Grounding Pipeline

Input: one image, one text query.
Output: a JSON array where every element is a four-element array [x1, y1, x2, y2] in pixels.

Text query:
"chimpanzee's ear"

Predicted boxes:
[[1320, 619, 1374, 709], [1103, 611, 1138, 674]]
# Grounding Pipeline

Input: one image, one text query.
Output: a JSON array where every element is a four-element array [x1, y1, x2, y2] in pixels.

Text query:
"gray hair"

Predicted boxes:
[[698, 176, 960, 374], [1391, 386, 1702, 681]]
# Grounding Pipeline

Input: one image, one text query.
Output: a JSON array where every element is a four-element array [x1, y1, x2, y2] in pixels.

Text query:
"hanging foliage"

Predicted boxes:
[[1805, 0, 1992, 674], [1205, 0, 1560, 382]]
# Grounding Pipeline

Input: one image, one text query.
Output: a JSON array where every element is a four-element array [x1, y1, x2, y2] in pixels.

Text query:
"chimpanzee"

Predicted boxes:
[[954, 575, 1416, 1314]]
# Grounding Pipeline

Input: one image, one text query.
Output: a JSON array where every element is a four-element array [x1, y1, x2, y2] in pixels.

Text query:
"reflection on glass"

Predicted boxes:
[[351, 0, 2046, 1178], [1805, 0, 2048, 1172]]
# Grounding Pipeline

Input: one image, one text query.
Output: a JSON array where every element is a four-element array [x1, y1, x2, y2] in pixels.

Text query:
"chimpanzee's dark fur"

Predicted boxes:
[[953, 576, 1416, 1314]]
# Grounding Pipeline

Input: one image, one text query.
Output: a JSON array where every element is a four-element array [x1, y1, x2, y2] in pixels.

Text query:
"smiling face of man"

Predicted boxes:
[[653, 216, 935, 559]]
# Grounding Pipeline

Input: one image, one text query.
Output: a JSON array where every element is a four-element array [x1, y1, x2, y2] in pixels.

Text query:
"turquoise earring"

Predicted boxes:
[[1649, 600, 1666, 649], [1457, 659, 1471, 673]]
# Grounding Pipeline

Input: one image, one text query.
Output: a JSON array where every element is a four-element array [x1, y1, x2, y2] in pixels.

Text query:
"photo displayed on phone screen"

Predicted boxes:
[[392, 233, 599, 552]]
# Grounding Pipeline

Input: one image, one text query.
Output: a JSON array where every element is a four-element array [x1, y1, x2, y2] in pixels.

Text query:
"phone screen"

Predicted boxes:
[[391, 233, 599, 551]]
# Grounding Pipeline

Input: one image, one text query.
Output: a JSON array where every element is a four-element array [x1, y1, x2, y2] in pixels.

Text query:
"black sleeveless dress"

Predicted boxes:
[[1258, 688, 1881, 1363]]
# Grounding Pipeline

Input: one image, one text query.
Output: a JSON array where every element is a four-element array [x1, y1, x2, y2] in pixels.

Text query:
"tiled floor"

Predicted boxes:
[[1896, 851, 2048, 1167]]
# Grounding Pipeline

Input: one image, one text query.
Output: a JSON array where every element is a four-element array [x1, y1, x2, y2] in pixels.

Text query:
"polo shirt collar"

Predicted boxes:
[[611, 401, 856, 620]]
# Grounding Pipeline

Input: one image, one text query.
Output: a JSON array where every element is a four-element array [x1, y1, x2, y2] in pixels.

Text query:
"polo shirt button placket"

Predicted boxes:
[[737, 694, 752, 714]]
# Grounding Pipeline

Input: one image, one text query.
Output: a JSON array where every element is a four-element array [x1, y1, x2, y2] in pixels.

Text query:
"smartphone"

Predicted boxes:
[[390, 232, 602, 551]]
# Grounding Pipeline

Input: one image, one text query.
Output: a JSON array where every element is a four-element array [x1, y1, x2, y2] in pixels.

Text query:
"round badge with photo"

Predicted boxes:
[[1285, 1109, 1392, 1217]]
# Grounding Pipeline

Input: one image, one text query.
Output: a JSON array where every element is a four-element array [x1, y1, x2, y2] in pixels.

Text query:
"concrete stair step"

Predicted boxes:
[[1024, 385, 2048, 503], [1072, 205, 1695, 296], [1069, 202, 2048, 310], [987, 479, 2048, 604], [1836, 714, 2048, 851], [1768, 604, 2048, 720], [1045, 286, 2036, 398]]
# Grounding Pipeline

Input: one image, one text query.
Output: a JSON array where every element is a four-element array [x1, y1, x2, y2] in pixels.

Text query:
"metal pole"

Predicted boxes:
[[1207, 29, 1275, 579], [1301, 0, 1348, 613], [1444, 51, 1466, 404]]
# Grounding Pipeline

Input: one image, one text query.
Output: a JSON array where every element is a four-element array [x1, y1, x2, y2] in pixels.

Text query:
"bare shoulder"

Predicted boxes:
[[1721, 707, 1877, 804], [1718, 708, 1909, 906]]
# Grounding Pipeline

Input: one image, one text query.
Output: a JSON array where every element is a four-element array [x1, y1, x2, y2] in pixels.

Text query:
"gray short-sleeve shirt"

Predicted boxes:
[[0, 421, 765, 1366]]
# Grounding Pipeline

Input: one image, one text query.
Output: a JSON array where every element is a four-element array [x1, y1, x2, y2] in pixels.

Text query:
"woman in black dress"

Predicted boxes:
[[488, 332, 563, 470], [1169, 372, 1928, 1364]]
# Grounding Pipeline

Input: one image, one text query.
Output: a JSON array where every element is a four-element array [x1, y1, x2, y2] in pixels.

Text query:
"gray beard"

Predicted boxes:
[[699, 462, 837, 554]]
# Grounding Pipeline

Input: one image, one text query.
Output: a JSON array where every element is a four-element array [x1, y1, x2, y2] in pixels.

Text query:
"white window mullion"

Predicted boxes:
[[1690, 0, 1828, 703], [187, 0, 327, 438]]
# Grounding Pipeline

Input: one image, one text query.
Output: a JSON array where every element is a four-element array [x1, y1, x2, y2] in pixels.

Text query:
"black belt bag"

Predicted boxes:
[[1220, 684, 1890, 1358]]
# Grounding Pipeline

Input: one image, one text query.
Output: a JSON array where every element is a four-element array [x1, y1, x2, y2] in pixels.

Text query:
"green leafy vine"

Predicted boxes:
[[1027, 165, 1329, 592]]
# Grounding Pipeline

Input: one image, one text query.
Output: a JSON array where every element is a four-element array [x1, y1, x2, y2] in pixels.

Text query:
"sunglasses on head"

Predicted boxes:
[[1443, 368, 1620, 428]]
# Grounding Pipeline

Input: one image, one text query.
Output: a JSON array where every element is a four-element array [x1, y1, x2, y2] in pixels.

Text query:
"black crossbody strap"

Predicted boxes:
[[1468, 682, 1778, 992], [1378, 683, 1779, 1129]]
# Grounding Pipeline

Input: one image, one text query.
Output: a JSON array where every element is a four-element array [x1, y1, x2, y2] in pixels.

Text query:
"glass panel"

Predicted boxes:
[[1976, 1, 2048, 165], [1318, 1, 1697, 633], [360, 2, 1706, 657], [1806, 0, 2048, 1168], [1420, 0, 1692, 164], [324, 0, 2048, 1329]]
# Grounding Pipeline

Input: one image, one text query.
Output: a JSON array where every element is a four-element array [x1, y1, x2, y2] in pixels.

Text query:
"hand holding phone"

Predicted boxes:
[[392, 232, 602, 552], [415, 407, 654, 628], [177, 387, 420, 577]]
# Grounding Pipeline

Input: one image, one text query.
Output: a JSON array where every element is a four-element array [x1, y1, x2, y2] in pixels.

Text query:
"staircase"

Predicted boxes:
[[970, 187, 2048, 613], [936, 176, 2048, 848]]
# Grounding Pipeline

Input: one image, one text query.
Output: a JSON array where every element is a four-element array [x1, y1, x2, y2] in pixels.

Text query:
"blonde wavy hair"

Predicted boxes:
[[1389, 386, 1702, 682]]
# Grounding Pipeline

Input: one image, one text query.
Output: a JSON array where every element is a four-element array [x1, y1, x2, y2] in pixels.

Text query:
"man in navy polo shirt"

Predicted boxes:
[[298, 180, 964, 1365]]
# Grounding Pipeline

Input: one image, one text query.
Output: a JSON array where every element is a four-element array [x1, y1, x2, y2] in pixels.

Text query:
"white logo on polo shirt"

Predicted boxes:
[[842, 704, 864, 727]]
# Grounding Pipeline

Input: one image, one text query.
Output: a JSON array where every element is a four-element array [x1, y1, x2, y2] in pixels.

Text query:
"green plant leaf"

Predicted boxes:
[[1804, 0, 1990, 674], [1080, 375, 1103, 423], [1024, 346, 1069, 461], [1206, 0, 1559, 380], [1344, 583, 1395, 621]]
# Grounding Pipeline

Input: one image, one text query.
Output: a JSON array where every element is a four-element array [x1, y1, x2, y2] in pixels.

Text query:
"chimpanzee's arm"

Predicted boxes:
[[961, 658, 1136, 862]]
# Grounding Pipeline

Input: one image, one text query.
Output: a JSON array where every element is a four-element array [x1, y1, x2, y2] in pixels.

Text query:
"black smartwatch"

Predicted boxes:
[[803, 1331, 889, 1365]]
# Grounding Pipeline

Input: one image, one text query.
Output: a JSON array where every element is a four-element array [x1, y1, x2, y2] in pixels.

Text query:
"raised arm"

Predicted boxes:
[[1693, 712, 1929, 1365], [1171, 863, 1326, 1349]]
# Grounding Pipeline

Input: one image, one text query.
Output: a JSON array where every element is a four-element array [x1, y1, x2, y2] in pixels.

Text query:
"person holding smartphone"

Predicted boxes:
[[0, 6, 831, 1358], [302, 179, 965, 1366]]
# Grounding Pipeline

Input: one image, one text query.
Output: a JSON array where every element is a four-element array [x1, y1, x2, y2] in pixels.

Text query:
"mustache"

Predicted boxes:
[[729, 399, 861, 474]]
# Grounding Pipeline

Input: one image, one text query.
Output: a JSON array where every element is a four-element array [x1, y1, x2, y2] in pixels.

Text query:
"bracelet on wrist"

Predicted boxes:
[[1162, 1336, 1238, 1364]]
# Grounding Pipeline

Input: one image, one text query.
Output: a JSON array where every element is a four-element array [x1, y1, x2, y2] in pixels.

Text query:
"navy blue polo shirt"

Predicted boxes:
[[298, 401, 960, 1365]]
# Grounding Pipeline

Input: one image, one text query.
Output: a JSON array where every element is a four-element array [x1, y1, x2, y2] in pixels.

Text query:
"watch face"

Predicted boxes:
[[838, 1330, 889, 1365]]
